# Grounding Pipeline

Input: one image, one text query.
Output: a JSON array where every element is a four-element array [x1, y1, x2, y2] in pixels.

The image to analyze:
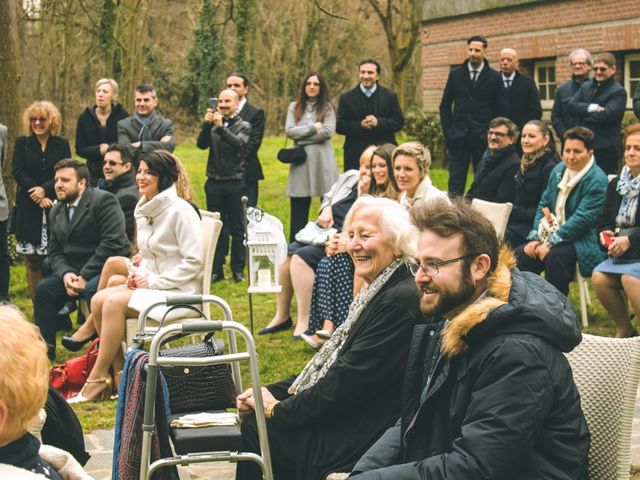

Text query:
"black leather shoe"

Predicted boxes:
[[211, 273, 225, 283], [232, 271, 245, 282], [61, 333, 98, 352], [57, 301, 78, 316], [258, 317, 293, 335]]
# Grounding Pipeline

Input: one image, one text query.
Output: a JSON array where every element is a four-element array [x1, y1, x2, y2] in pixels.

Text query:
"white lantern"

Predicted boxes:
[[247, 228, 282, 293]]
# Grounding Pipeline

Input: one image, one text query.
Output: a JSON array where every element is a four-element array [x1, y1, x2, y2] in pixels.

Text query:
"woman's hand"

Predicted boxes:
[[317, 207, 334, 229], [99, 143, 109, 155], [38, 198, 54, 209], [358, 173, 371, 195], [600, 229, 615, 246], [28, 186, 45, 203], [325, 233, 347, 256], [523, 241, 540, 259], [236, 388, 255, 418], [535, 242, 551, 261], [608, 236, 631, 258], [132, 274, 149, 289], [314, 122, 323, 132], [130, 253, 143, 266]]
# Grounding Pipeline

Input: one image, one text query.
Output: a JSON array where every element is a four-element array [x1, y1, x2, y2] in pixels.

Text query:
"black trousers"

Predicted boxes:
[[289, 197, 312, 243], [205, 178, 246, 275], [34, 274, 100, 360], [515, 241, 577, 296], [245, 180, 259, 208], [446, 136, 487, 197], [0, 218, 10, 300]]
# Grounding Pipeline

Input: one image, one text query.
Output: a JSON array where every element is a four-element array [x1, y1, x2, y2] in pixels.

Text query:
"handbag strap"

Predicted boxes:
[[83, 337, 100, 367], [157, 303, 212, 346]]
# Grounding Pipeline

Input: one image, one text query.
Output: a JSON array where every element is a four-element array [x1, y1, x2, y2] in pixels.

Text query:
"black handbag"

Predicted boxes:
[[277, 137, 306, 165], [157, 305, 237, 414]]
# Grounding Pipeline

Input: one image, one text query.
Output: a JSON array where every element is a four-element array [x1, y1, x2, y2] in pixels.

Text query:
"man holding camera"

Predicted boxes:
[[197, 89, 251, 282]]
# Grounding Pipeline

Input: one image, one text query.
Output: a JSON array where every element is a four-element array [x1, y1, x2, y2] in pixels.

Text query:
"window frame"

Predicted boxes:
[[534, 60, 556, 110]]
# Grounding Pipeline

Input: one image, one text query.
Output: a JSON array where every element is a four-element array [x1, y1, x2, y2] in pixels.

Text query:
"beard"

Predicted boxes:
[[419, 274, 476, 318], [56, 188, 79, 204]]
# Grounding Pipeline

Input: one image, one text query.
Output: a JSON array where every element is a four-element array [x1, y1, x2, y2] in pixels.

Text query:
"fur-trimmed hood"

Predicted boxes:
[[442, 247, 582, 356]]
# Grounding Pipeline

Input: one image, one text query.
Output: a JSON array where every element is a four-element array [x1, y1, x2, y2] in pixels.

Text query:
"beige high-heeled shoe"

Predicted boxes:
[[67, 377, 112, 404]]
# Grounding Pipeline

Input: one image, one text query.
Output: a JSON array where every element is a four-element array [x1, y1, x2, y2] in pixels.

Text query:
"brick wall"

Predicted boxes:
[[421, 0, 640, 112]]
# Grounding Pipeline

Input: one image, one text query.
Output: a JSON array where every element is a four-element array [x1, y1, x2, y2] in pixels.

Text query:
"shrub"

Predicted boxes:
[[403, 109, 447, 168]]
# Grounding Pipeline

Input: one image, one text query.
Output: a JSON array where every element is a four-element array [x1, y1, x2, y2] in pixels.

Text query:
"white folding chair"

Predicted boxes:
[[575, 264, 591, 328], [565, 334, 640, 479], [470, 199, 513, 239]]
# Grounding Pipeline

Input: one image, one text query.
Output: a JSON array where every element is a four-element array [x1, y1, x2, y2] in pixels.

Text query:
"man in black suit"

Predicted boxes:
[[337, 59, 404, 171], [551, 49, 593, 143], [440, 35, 510, 196], [568, 52, 627, 174], [226, 73, 265, 207], [33, 159, 130, 359], [97, 144, 139, 242], [499, 48, 542, 132]]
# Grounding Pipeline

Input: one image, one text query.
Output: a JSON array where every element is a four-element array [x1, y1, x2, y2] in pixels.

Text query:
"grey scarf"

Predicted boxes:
[[288, 259, 402, 395]]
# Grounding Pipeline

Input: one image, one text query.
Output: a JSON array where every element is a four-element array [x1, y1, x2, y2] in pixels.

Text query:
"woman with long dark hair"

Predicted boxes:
[[285, 72, 339, 241]]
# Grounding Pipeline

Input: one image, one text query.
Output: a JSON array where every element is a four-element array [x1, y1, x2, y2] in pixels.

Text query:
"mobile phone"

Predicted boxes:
[[208, 97, 218, 111], [600, 231, 614, 248]]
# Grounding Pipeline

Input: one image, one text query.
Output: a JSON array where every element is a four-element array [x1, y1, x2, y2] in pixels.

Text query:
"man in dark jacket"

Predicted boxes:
[[440, 35, 510, 196], [567, 52, 627, 174], [499, 48, 542, 131], [97, 144, 139, 242], [551, 48, 593, 142], [466, 116, 520, 203], [33, 159, 130, 360], [117, 84, 175, 155], [197, 89, 251, 282], [633, 82, 640, 120], [336, 59, 404, 171], [350, 199, 589, 480]]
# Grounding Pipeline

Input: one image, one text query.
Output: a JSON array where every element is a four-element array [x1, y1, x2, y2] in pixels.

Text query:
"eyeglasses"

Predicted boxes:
[[30, 117, 47, 124], [593, 66, 610, 72], [409, 254, 478, 277], [103, 159, 123, 167], [487, 130, 508, 138]]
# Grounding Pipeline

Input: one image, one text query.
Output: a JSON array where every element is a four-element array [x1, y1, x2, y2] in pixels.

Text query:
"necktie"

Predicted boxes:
[[68, 205, 75, 221], [505, 79, 511, 88], [471, 70, 478, 82]]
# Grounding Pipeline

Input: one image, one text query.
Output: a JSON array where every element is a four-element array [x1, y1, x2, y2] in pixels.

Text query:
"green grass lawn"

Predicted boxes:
[[10, 136, 621, 431]]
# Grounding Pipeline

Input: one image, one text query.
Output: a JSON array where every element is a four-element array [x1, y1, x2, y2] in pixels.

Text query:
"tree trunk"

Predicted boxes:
[[0, 0, 21, 202]]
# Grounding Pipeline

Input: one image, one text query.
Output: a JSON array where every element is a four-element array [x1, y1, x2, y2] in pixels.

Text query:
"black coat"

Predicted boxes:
[[439, 59, 510, 143], [598, 176, 640, 255], [505, 71, 542, 129], [0, 433, 61, 479], [466, 144, 519, 203], [336, 85, 404, 171], [48, 187, 130, 280], [256, 267, 423, 480], [351, 265, 590, 480], [567, 76, 627, 155], [97, 169, 139, 242], [12, 135, 71, 244], [633, 82, 640, 120], [506, 149, 559, 247], [75, 103, 129, 183], [238, 101, 265, 182], [551, 76, 583, 140], [197, 116, 251, 181]]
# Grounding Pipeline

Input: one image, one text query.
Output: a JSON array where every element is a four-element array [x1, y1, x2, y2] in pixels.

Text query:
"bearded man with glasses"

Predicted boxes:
[[350, 198, 589, 480]]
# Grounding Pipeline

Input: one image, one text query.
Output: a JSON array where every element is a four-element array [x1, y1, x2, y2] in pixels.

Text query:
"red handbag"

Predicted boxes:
[[50, 338, 99, 399]]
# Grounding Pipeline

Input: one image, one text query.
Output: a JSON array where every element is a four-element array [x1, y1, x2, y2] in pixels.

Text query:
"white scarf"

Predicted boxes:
[[555, 156, 594, 225]]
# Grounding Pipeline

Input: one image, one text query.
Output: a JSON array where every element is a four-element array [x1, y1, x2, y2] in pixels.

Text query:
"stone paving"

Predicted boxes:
[[84, 387, 640, 479]]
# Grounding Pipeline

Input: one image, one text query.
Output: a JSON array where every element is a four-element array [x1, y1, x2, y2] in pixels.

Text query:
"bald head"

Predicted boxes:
[[500, 48, 518, 76], [218, 89, 240, 117]]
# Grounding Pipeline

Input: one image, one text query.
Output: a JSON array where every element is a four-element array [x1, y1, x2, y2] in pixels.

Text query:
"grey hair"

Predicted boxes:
[[569, 48, 593, 66], [343, 195, 418, 262]]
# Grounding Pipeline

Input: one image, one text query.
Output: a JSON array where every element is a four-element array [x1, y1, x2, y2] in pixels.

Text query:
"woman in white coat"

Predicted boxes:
[[68, 150, 203, 403], [285, 72, 339, 241]]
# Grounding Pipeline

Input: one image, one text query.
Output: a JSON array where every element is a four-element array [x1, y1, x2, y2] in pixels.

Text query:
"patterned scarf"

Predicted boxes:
[[616, 165, 640, 227], [134, 110, 158, 142], [520, 147, 548, 174], [288, 260, 402, 395]]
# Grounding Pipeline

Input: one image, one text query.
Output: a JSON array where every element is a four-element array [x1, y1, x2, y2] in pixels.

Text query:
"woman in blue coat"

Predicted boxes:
[[515, 126, 607, 295]]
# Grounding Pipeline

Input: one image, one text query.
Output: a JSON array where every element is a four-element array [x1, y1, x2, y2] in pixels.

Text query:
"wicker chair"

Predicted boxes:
[[470, 199, 513, 239], [565, 333, 640, 479]]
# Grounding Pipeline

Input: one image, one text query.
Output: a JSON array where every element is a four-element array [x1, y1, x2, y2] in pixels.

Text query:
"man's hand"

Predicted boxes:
[[535, 242, 551, 261], [212, 111, 223, 128], [204, 108, 216, 124], [364, 115, 378, 128], [523, 241, 540, 259], [160, 135, 172, 143], [71, 275, 87, 294], [63, 273, 80, 297], [131, 141, 141, 148]]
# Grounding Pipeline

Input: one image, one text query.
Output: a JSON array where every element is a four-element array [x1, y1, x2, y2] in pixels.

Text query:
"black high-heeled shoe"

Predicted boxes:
[[61, 333, 98, 352]]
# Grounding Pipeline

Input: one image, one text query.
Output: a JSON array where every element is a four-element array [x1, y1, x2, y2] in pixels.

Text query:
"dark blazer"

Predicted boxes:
[[197, 116, 251, 181], [12, 135, 71, 244], [551, 77, 583, 140], [75, 103, 129, 184], [567, 77, 627, 154], [505, 71, 542, 129], [258, 267, 423, 479], [117, 113, 176, 153], [506, 149, 559, 246], [238, 101, 265, 182], [48, 187, 130, 280], [439, 59, 510, 143], [336, 85, 404, 170], [598, 176, 640, 255], [633, 82, 640, 120], [97, 169, 139, 242], [466, 144, 520, 203]]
